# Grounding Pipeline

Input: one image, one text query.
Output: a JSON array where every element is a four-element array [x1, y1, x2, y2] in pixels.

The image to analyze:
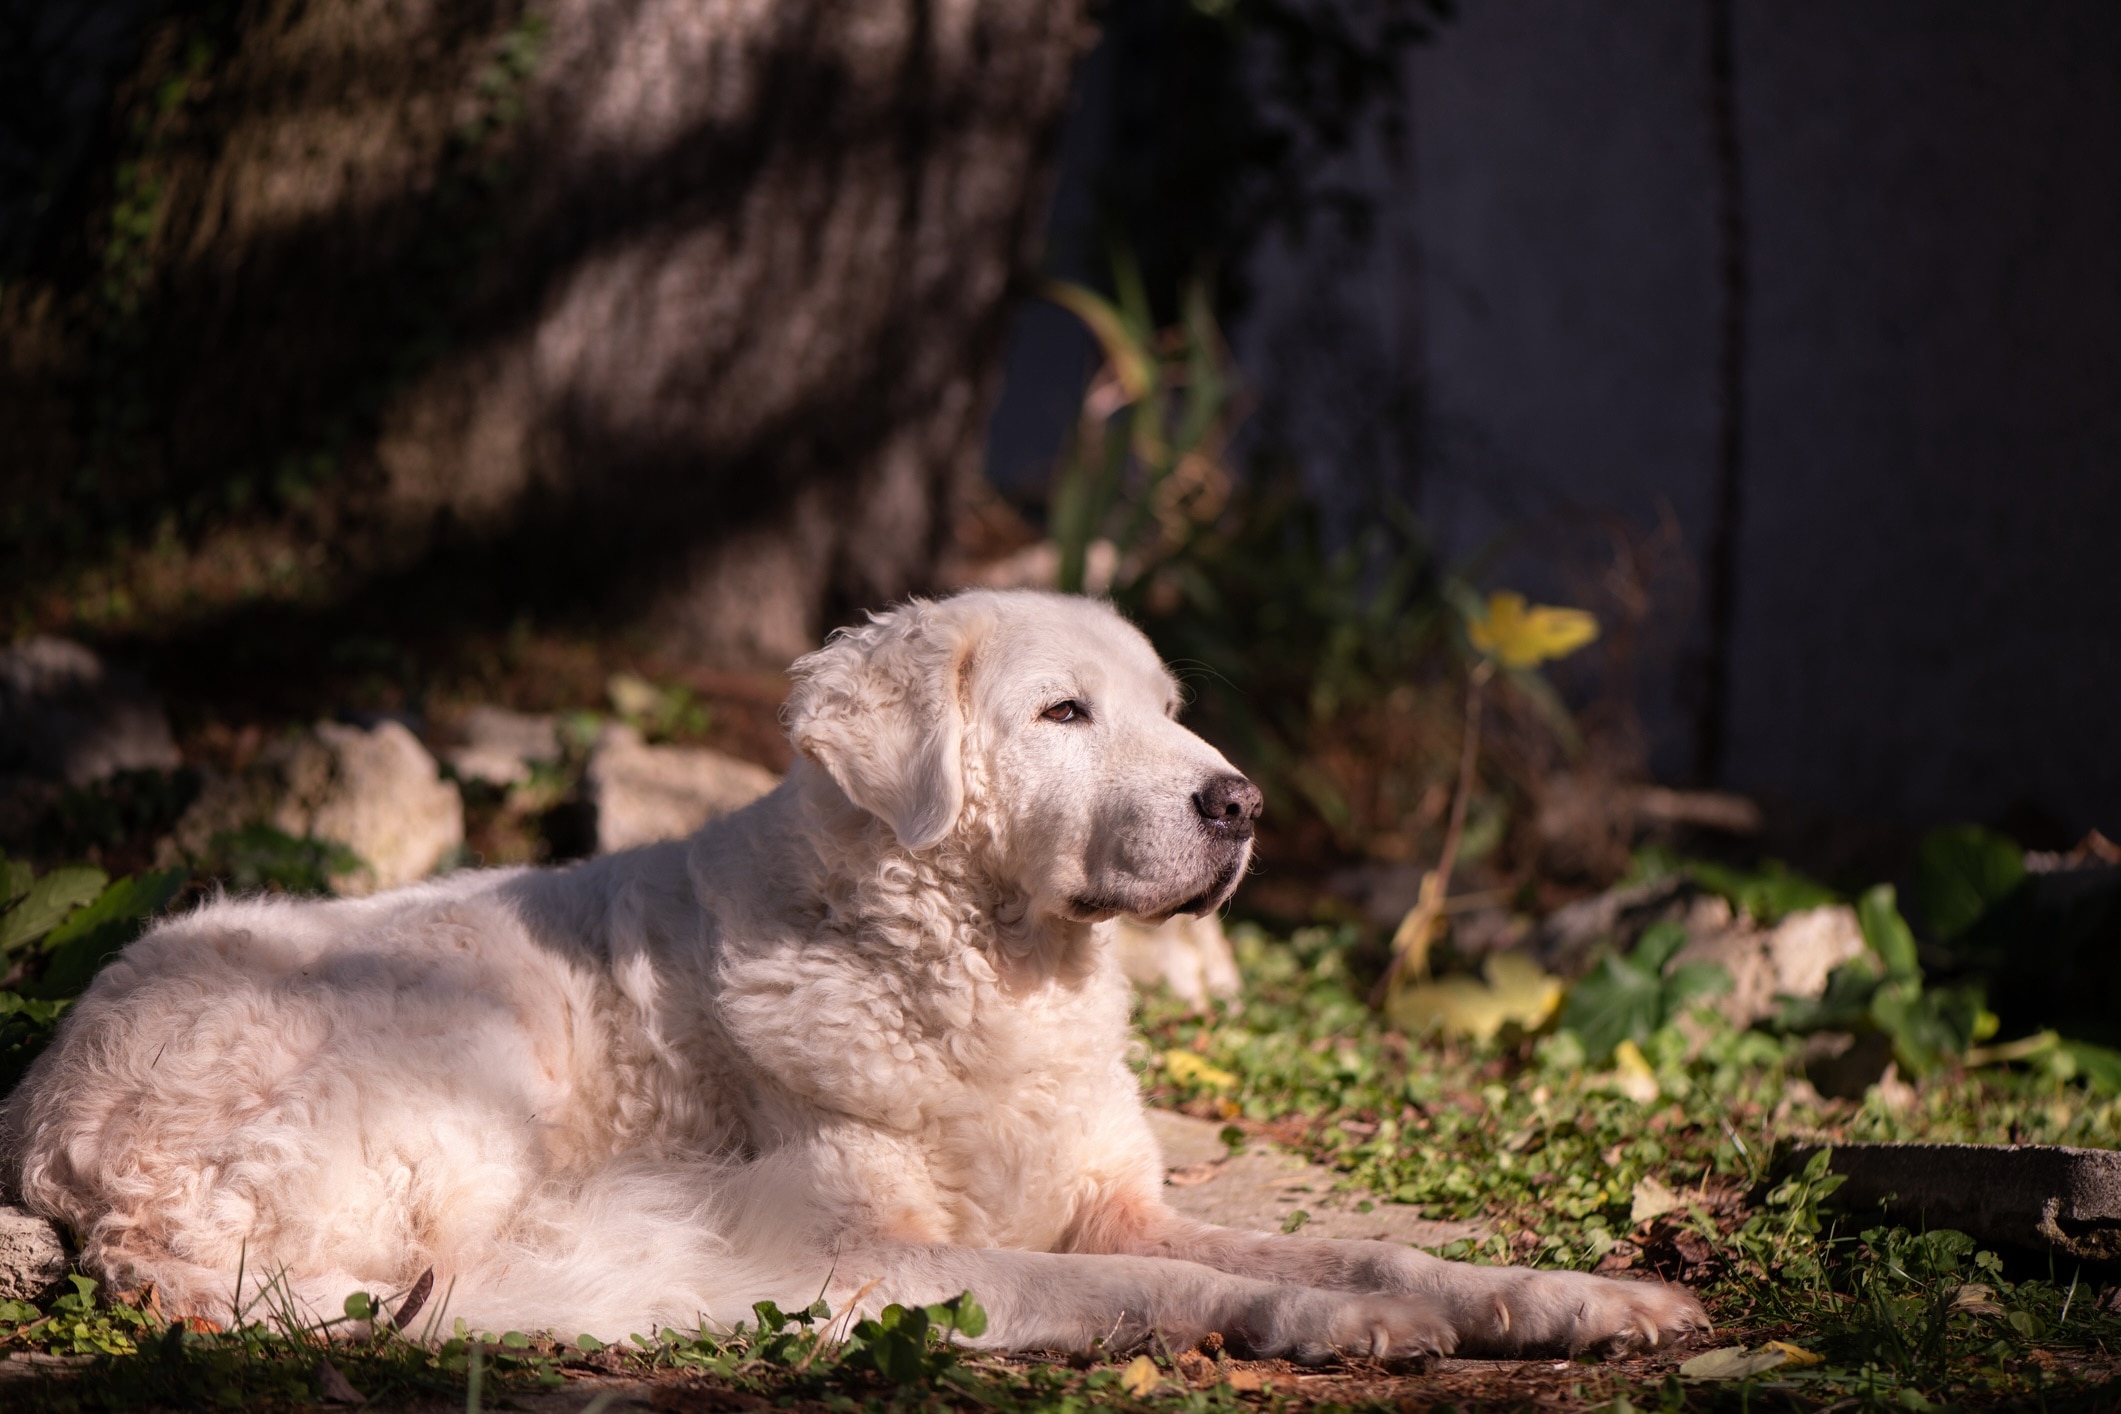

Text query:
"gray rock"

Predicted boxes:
[[1786, 1142, 2121, 1260], [0, 637, 180, 786], [1145, 1109, 1486, 1250], [0, 1204, 68, 1301], [1673, 900, 1870, 1027], [586, 722, 778, 854], [445, 706, 561, 787], [170, 720, 464, 895]]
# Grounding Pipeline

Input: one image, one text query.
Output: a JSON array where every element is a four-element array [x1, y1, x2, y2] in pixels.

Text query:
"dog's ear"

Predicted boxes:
[[784, 599, 986, 851]]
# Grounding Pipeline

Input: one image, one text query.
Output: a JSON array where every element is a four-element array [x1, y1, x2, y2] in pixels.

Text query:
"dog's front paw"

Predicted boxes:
[[1567, 1274, 1710, 1357], [1248, 1289, 1458, 1367], [1449, 1269, 1708, 1358], [1533, 1272, 1710, 1357]]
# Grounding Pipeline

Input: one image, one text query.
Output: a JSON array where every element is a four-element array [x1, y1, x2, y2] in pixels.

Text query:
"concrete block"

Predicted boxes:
[[1789, 1142, 2121, 1260]]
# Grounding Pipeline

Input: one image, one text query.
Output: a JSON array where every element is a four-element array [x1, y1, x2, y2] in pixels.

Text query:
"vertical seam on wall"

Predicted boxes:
[[1695, 0, 1750, 787]]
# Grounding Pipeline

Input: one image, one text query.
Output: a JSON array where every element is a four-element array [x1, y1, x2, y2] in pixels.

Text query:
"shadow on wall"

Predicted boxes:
[[1, 0, 1085, 678]]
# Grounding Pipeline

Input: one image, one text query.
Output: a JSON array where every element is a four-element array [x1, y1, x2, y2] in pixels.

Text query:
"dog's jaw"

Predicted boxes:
[[1062, 838, 1251, 925]]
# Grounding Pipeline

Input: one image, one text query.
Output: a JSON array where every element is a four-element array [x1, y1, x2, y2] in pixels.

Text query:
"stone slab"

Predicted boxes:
[[1789, 1142, 2121, 1261], [1146, 1109, 1487, 1249], [0, 1204, 68, 1302]]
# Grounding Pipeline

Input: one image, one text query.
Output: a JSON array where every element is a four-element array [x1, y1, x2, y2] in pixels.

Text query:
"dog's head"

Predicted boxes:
[[784, 590, 1259, 922]]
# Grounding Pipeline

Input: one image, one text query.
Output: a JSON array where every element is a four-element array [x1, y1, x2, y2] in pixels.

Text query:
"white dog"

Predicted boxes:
[[4, 590, 1704, 1362]]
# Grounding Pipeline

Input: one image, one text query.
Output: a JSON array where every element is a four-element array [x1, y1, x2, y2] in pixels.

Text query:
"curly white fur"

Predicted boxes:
[[2, 590, 1705, 1359]]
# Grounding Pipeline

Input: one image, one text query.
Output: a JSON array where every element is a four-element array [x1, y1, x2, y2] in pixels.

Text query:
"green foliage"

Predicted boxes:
[[1684, 857, 1840, 924], [0, 863, 107, 954], [1047, 257, 1235, 599], [1560, 920, 1732, 1064], [0, 854, 188, 1090], [31, 868, 187, 999], [841, 1293, 989, 1386], [1132, 926, 2121, 1407], [606, 672, 710, 742], [204, 823, 361, 896], [1725, 1147, 1847, 1289], [1776, 886, 1997, 1078], [1914, 825, 2027, 942]]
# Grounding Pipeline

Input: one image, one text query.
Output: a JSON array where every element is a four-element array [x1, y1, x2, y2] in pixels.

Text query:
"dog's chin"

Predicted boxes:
[[1069, 852, 1248, 926]]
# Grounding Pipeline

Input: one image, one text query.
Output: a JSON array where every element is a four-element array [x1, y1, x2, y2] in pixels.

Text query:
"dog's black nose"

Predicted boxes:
[[1193, 774, 1263, 837]]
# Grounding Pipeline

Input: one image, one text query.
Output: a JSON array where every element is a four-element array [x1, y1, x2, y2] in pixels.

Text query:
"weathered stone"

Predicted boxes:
[[1111, 914, 1241, 1009], [1675, 900, 1869, 1028], [169, 720, 464, 894], [0, 1204, 68, 1302], [294, 722, 464, 894], [0, 637, 180, 786], [586, 723, 779, 854], [1787, 1142, 2121, 1261], [445, 706, 561, 787], [1145, 1109, 1486, 1249]]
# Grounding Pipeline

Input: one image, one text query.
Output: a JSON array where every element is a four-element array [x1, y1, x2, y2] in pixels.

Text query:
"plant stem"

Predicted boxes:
[[1372, 657, 1493, 1006], [1435, 658, 1493, 899]]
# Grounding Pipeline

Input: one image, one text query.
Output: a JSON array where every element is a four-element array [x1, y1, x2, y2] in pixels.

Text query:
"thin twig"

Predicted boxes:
[[1371, 658, 1494, 1007]]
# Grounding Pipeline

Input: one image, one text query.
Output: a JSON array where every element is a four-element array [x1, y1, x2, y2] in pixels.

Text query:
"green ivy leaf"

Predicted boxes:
[[31, 869, 187, 1000], [1632, 919, 1691, 974], [0, 854, 33, 908], [1913, 825, 2025, 941], [1560, 954, 1663, 1063], [0, 866, 108, 955], [1856, 884, 1921, 981], [1665, 959, 1736, 1014], [1689, 859, 1838, 924]]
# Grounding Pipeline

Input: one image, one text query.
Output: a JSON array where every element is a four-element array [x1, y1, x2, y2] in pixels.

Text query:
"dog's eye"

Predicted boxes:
[[1041, 700, 1087, 724]]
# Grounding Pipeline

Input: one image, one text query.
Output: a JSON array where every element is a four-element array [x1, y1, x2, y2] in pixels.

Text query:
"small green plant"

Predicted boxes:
[[1775, 885, 1996, 1078], [204, 823, 361, 896], [0, 853, 186, 1088], [1045, 255, 1235, 600], [607, 672, 710, 742], [840, 1292, 988, 1386], [1560, 919, 1732, 1064]]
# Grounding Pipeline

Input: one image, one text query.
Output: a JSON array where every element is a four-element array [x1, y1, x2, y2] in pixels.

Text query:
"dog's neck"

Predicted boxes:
[[784, 757, 1105, 992]]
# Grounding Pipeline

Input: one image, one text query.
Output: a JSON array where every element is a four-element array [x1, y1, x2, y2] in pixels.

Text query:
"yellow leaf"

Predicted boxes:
[[1680, 1346, 1788, 1380], [1608, 1039, 1661, 1104], [1163, 1049, 1238, 1091], [1629, 1175, 1685, 1226], [1947, 1284, 2005, 1317], [1120, 1355, 1162, 1397], [1388, 952, 1562, 1045], [1763, 1340, 1824, 1368], [1467, 591, 1600, 669]]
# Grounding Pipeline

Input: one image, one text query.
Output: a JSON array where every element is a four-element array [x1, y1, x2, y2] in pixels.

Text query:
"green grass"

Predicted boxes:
[[1134, 923, 2121, 1407], [4, 921, 2119, 1410]]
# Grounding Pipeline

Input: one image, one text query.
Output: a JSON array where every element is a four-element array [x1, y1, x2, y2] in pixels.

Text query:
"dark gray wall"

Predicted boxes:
[[1725, 2, 2121, 830], [990, 0, 2121, 836]]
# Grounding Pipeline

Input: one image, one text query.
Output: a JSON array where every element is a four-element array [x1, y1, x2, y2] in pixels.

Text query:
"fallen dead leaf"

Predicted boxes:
[[1629, 1175, 1684, 1226], [313, 1358, 365, 1404], [393, 1266, 435, 1330]]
